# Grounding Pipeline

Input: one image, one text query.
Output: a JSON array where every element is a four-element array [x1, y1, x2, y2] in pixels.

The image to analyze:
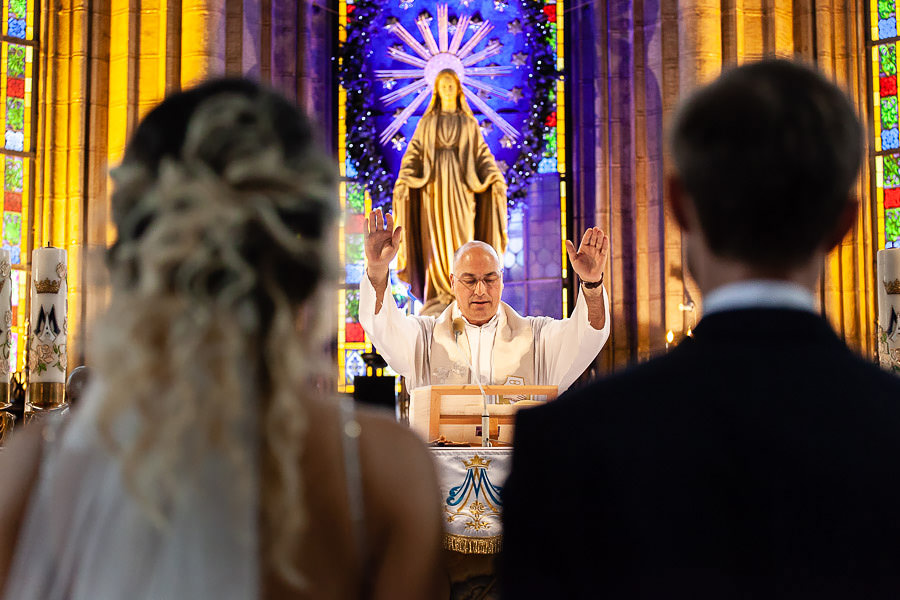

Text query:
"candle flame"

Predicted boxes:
[[666, 330, 674, 344]]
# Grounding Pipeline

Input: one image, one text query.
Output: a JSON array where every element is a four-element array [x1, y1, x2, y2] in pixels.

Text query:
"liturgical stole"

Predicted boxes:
[[429, 301, 536, 386]]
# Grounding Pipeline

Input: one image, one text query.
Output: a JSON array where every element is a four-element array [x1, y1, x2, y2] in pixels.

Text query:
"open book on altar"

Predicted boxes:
[[409, 385, 558, 446]]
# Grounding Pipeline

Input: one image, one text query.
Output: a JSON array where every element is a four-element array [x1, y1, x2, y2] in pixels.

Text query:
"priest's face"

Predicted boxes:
[[451, 244, 503, 326]]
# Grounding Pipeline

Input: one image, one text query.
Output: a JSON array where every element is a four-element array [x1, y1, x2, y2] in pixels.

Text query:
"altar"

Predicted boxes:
[[418, 386, 553, 598], [412, 384, 556, 553]]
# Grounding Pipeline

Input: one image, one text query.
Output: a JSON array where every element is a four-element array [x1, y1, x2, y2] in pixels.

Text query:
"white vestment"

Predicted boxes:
[[359, 276, 610, 393]]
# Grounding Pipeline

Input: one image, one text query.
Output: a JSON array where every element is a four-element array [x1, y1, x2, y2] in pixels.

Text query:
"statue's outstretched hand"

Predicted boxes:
[[365, 208, 402, 274], [565, 227, 609, 284]]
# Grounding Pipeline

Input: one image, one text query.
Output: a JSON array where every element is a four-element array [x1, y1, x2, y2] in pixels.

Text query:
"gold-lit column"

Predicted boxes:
[[107, 0, 137, 181], [661, 0, 686, 348], [80, 0, 114, 364], [634, 0, 654, 361], [676, 0, 722, 325], [721, 0, 746, 65], [64, 0, 86, 373], [767, 0, 795, 57], [740, 0, 766, 62], [137, 0, 171, 121], [108, 0, 177, 167], [719, 0, 795, 67], [723, 0, 794, 65], [106, 0, 187, 187], [35, 0, 88, 367], [813, 0, 875, 355], [182, 0, 226, 88], [678, 0, 722, 93]]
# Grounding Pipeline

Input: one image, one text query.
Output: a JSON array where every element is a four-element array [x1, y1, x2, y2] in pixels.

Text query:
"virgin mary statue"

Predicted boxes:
[[392, 68, 508, 313]]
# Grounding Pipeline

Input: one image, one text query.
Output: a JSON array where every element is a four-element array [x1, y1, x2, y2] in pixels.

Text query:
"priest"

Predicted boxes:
[[359, 208, 611, 393]]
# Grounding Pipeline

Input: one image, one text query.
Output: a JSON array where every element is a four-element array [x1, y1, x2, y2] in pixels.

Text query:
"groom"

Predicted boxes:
[[500, 59, 900, 598]]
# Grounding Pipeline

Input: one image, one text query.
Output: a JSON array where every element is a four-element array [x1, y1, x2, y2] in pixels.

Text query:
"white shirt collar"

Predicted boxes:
[[703, 280, 816, 317]]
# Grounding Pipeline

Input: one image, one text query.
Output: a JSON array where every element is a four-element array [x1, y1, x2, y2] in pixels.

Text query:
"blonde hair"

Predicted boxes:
[[424, 69, 475, 118], [97, 83, 336, 589]]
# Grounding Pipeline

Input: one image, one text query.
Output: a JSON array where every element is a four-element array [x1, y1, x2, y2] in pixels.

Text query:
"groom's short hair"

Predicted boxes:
[[670, 59, 863, 269]]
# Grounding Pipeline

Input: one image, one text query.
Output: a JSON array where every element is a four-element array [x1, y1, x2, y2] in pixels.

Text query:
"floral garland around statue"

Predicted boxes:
[[339, 0, 558, 209], [504, 0, 558, 204], [340, 0, 395, 207]]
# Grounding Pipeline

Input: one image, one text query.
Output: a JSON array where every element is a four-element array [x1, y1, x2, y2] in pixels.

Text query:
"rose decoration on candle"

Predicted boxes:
[[30, 342, 66, 374], [37, 344, 53, 365], [29, 247, 68, 379]]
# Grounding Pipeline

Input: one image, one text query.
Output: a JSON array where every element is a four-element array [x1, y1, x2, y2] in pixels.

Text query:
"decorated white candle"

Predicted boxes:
[[28, 246, 67, 409], [877, 248, 900, 373], [0, 248, 10, 407]]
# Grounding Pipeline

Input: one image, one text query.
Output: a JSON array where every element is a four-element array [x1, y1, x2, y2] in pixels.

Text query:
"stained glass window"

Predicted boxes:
[[876, 0, 898, 41], [875, 38, 900, 246], [344, 349, 367, 383], [0, 0, 35, 373]]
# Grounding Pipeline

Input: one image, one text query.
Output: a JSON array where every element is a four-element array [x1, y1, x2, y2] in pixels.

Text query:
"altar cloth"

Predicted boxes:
[[432, 447, 512, 554]]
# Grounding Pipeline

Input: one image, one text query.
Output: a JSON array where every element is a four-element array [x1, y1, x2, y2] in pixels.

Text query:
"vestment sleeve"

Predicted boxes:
[[536, 285, 611, 392], [358, 274, 429, 385]]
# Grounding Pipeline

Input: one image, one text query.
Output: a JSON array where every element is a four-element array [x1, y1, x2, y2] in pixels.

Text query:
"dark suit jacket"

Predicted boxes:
[[499, 309, 900, 599]]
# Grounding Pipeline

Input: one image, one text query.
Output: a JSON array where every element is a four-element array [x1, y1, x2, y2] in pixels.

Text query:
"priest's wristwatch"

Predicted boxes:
[[581, 272, 604, 289]]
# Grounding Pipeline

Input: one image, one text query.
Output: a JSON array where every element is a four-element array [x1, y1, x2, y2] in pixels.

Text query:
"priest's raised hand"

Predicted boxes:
[[565, 227, 610, 330], [365, 207, 402, 311], [565, 226, 609, 284]]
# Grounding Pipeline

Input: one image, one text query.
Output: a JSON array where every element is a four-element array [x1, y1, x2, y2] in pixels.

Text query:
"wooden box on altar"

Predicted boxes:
[[409, 384, 557, 445]]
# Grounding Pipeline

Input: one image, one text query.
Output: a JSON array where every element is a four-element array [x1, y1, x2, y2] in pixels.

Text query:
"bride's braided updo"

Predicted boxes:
[[96, 79, 336, 588]]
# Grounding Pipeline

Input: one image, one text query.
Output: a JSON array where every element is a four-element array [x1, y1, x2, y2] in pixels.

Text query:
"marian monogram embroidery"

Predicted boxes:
[[444, 454, 503, 532], [30, 304, 65, 374]]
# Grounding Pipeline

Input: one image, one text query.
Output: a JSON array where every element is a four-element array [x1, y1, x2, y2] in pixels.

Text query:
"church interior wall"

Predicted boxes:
[[0, 0, 881, 377]]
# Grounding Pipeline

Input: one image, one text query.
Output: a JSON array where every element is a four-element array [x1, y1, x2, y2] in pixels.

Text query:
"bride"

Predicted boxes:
[[0, 79, 444, 599]]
